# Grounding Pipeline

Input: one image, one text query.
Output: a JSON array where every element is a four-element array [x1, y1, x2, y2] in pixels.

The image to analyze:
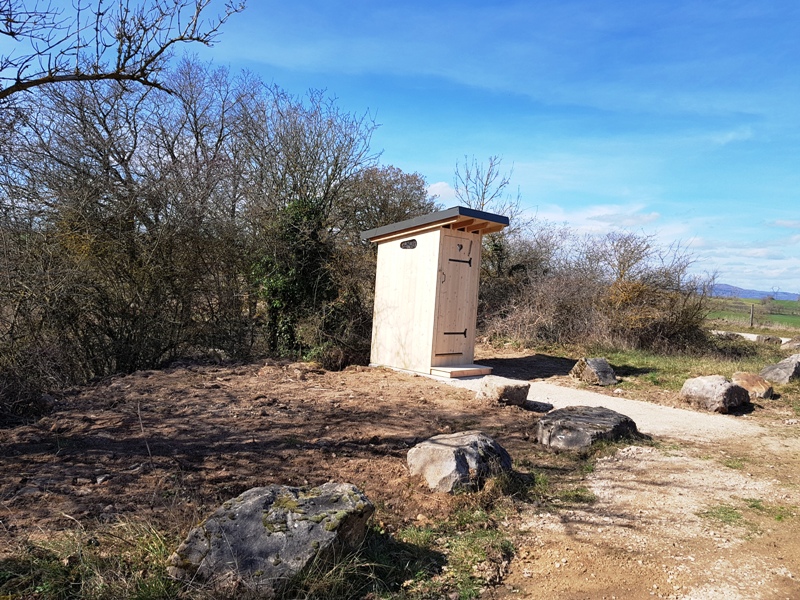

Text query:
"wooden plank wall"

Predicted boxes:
[[370, 229, 441, 372]]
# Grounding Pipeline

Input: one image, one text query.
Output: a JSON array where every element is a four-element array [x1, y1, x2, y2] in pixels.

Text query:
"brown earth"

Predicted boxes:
[[2, 351, 800, 599]]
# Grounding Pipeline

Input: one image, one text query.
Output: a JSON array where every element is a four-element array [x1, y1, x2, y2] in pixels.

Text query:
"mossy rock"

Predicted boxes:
[[168, 482, 374, 596]]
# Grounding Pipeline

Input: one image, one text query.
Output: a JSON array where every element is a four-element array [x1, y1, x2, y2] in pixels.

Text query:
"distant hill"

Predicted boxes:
[[712, 283, 799, 301]]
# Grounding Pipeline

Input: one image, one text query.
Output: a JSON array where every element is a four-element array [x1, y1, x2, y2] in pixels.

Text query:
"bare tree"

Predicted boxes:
[[453, 154, 525, 223], [0, 0, 244, 100], [453, 154, 532, 295]]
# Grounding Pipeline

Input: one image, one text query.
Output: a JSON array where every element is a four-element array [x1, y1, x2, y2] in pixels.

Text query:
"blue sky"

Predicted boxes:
[[7, 1, 800, 292]]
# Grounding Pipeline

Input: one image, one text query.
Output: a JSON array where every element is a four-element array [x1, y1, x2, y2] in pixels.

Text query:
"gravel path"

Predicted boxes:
[[443, 376, 765, 443], [711, 330, 792, 343]]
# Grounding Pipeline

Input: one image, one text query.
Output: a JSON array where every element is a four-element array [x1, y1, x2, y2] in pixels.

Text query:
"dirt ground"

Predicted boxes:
[[2, 350, 800, 599]]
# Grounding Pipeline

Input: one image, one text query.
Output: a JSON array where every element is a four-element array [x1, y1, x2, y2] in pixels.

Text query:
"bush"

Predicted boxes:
[[482, 226, 713, 351]]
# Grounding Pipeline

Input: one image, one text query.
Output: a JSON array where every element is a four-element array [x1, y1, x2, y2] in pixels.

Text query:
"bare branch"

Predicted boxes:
[[0, 0, 245, 101]]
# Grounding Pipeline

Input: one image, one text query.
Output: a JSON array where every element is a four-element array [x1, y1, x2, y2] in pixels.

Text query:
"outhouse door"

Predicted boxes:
[[433, 234, 480, 364]]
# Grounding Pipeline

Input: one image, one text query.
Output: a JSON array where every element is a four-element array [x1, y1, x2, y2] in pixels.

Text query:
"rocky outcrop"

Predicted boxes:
[[731, 372, 773, 400], [569, 358, 617, 386], [679, 375, 750, 413], [168, 482, 373, 597], [534, 406, 639, 451], [760, 354, 800, 385], [407, 431, 513, 493], [476, 377, 530, 406]]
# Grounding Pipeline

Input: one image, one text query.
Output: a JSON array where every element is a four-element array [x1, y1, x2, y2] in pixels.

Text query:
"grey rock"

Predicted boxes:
[[760, 354, 800, 385], [534, 406, 639, 451], [756, 335, 782, 345], [731, 372, 773, 400], [781, 337, 800, 350], [679, 375, 750, 413], [407, 431, 512, 493], [522, 399, 554, 412], [168, 482, 373, 597], [476, 377, 531, 406], [569, 358, 617, 386], [716, 331, 745, 341]]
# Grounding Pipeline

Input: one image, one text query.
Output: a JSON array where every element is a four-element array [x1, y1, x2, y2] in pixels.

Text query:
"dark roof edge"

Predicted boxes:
[[360, 206, 510, 241]]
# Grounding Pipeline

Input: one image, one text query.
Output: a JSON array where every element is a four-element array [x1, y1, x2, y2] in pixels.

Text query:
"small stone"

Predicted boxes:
[[679, 375, 750, 413], [731, 372, 773, 400], [760, 354, 800, 385], [407, 431, 512, 493], [476, 377, 530, 406], [569, 358, 618, 386]]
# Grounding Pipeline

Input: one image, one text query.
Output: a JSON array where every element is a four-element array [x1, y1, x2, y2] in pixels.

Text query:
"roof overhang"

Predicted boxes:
[[361, 206, 509, 243]]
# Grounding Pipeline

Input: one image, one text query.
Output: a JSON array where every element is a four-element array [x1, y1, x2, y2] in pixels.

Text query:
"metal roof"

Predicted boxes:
[[360, 206, 509, 242]]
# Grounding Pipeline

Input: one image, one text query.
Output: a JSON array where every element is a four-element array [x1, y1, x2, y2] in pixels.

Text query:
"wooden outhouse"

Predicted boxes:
[[361, 206, 509, 378]]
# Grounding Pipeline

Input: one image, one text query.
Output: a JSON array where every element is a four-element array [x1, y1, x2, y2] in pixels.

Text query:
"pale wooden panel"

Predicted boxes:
[[430, 365, 492, 378], [370, 229, 441, 372]]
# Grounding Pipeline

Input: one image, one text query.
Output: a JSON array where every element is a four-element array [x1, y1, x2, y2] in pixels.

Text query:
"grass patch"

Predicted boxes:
[[595, 339, 797, 405], [722, 457, 746, 470], [772, 506, 794, 522], [555, 486, 597, 505], [0, 520, 181, 600], [276, 526, 447, 600], [442, 529, 514, 595], [744, 498, 765, 511], [699, 504, 743, 526], [739, 498, 797, 523], [382, 472, 528, 599], [707, 296, 800, 333], [767, 314, 800, 328]]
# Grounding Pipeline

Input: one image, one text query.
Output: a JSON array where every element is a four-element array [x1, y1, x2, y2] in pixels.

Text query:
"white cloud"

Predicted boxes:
[[709, 126, 754, 146], [773, 220, 800, 229], [533, 202, 661, 234], [427, 181, 457, 204], [590, 210, 661, 227], [695, 238, 800, 291], [739, 248, 787, 260]]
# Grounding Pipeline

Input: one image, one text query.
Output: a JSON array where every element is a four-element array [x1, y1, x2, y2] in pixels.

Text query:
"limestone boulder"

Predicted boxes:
[[760, 354, 800, 385], [715, 331, 745, 341], [680, 375, 750, 413], [534, 406, 639, 451], [731, 372, 773, 400], [781, 337, 800, 350], [756, 335, 782, 345], [407, 431, 512, 493], [569, 358, 617, 386], [476, 376, 531, 406], [168, 482, 373, 597]]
